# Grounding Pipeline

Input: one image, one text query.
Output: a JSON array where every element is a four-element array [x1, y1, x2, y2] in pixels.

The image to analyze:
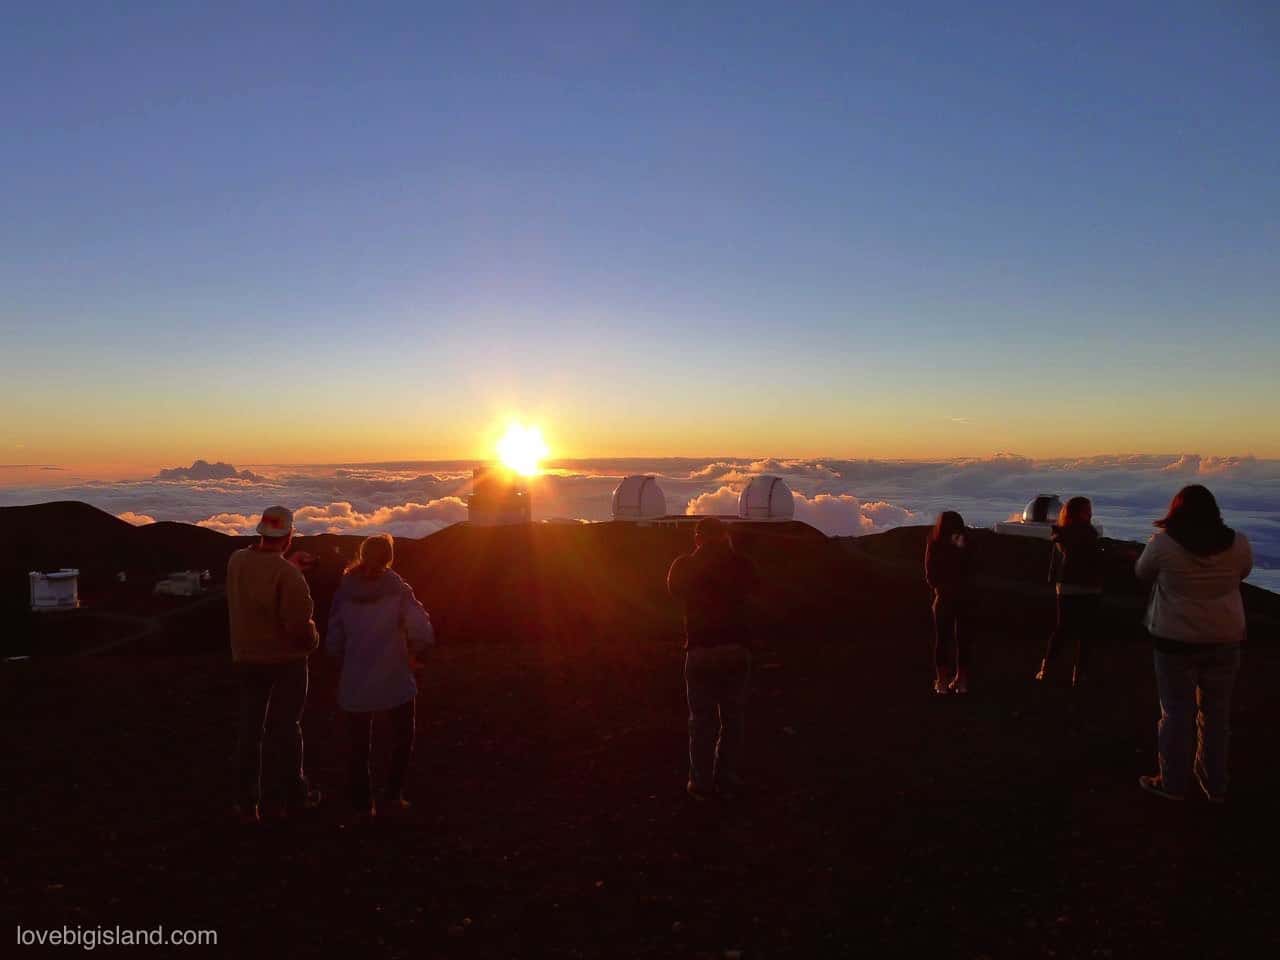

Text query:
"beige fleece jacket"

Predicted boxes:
[[226, 546, 319, 663]]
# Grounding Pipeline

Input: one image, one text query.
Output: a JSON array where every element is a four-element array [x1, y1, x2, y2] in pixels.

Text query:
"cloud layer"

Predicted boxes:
[[4, 454, 1277, 592]]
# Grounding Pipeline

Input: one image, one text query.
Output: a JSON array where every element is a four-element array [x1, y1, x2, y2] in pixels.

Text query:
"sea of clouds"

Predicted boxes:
[[2, 454, 1276, 593]]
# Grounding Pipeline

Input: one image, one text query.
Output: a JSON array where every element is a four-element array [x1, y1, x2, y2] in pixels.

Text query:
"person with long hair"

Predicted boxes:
[[1036, 496, 1104, 687], [326, 534, 435, 820], [924, 511, 972, 694], [1135, 485, 1252, 802]]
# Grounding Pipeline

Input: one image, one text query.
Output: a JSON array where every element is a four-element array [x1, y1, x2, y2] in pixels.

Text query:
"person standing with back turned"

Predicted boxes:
[[924, 511, 973, 695], [226, 505, 321, 823], [667, 517, 760, 801], [1135, 485, 1252, 803], [1036, 496, 1105, 688], [327, 533, 435, 821]]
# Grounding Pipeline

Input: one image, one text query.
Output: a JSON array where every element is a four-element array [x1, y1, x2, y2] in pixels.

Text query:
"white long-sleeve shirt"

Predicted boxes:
[[1134, 531, 1253, 644]]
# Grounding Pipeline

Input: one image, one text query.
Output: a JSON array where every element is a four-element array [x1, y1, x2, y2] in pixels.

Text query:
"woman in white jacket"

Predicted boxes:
[[1134, 485, 1252, 803], [326, 534, 435, 819]]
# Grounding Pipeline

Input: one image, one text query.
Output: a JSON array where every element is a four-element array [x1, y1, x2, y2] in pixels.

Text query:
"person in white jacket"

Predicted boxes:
[[1134, 485, 1252, 803], [326, 534, 435, 819]]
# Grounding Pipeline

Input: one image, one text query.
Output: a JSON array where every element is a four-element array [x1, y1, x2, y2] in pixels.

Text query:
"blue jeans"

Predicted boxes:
[[235, 658, 310, 809], [1154, 646, 1241, 797], [685, 644, 752, 790]]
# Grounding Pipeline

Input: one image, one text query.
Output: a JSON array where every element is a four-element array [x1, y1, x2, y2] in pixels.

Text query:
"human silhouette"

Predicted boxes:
[[667, 517, 760, 800], [1135, 485, 1253, 802], [1036, 497, 1104, 687], [226, 506, 321, 823], [924, 511, 973, 694], [326, 534, 435, 820]]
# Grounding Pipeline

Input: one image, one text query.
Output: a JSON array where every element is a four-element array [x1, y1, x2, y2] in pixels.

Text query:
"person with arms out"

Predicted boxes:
[[1036, 496, 1105, 687], [326, 534, 435, 821], [227, 506, 321, 823], [667, 517, 760, 801], [1135, 485, 1252, 803], [924, 511, 973, 695]]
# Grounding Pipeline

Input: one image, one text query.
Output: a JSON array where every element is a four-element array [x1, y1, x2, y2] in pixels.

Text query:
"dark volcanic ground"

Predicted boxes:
[[3, 504, 1279, 958]]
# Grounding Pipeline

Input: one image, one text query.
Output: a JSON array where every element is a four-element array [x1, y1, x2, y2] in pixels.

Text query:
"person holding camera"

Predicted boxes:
[[226, 505, 321, 823], [1036, 496, 1104, 688]]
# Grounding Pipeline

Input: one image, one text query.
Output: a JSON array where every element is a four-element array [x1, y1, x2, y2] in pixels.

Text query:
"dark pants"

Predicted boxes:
[[684, 644, 752, 791], [1155, 646, 1240, 797], [235, 658, 310, 809], [1043, 593, 1101, 676], [346, 699, 416, 812], [932, 593, 969, 676]]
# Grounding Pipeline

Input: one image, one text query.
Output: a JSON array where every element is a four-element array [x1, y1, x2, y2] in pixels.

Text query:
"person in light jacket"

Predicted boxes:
[[1134, 485, 1253, 803], [1036, 496, 1105, 687], [326, 534, 435, 819]]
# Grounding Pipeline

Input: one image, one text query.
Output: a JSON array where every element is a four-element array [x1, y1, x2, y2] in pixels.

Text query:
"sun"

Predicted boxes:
[[496, 423, 549, 477]]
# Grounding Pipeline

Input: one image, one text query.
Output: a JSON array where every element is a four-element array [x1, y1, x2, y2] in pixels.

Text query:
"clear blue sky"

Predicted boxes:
[[2, 1, 1278, 470]]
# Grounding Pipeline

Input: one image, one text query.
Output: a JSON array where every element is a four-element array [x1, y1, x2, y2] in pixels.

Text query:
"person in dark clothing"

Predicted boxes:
[[924, 511, 973, 694], [1036, 496, 1104, 687], [667, 517, 760, 800]]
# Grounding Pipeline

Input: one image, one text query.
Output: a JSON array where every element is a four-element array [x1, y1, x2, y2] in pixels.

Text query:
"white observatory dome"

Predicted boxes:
[[611, 475, 667, 521], [1022, 494, 1062, 524], [738, 475, 795, 521]]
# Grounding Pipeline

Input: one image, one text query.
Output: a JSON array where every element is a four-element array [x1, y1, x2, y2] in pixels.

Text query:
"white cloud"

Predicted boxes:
[[1, 454, 1276, 591], [685, 486, 741, 516], [292, 498, 468, 538], [117, 511, 156, 526]]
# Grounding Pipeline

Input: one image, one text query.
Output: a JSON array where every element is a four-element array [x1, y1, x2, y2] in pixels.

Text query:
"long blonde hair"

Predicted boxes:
[[345, 533, 394, 577]]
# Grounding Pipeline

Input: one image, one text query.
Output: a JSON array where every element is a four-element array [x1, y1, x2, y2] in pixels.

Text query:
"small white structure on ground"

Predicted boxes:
[[29, 569, 80, 612], [153, 570, 208, 598], [738, 475, 795, 521], [611, 475, 667, 522]]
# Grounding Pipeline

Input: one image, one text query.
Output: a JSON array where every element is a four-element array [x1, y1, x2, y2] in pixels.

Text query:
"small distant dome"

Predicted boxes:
[[738, 475, 795, 521], [1023, 494, 1062, 524], [611, 475, 667, 520]]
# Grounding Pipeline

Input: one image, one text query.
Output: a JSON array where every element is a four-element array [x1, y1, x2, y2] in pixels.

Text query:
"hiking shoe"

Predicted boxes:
[[1034, 660, 1049, 682], [686, 780, 713, 801], [949, 676, 969, 695], [1138, 775, 1184, 801]]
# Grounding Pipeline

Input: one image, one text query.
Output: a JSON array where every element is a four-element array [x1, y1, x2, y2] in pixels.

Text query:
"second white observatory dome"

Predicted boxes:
[[611, 475, 667, 521], [738, 474, 795, 521]]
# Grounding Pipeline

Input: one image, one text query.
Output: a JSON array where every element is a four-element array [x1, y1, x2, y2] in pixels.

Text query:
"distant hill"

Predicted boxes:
[[4, 502, 1274, 654]]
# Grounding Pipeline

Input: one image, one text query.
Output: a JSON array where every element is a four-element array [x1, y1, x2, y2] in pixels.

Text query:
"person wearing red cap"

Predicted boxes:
[[226, 505, 321, 823]]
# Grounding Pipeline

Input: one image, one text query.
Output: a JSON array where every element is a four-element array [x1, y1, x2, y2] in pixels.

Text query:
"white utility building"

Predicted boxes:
[[29, 569, 80, 612], [611, 475, 667, 522], [738, 475, 795, 521]]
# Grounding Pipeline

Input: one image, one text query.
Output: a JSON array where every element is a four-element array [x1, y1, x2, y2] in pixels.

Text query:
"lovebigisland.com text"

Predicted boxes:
[[17, 926, 217, 949]]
